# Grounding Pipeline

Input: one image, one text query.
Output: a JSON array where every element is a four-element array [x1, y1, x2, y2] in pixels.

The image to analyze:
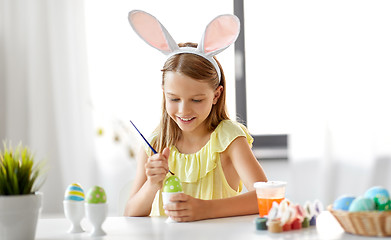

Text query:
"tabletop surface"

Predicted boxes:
[[36, 211, 391, 240]]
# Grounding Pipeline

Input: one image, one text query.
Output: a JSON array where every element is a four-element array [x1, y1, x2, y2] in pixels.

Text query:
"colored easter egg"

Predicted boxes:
[[163, 176, 182, 193], [333, 195, 356, 211], [64, 183, 85, 201], [364, 186, 390, 211], [86, 186, 107, 204], [348, 197, 375, 212]]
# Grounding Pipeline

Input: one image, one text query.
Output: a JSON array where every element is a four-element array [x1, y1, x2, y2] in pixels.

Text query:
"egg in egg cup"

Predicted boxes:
[[63, 183, 85, 233], [85, 186, 108, 237]]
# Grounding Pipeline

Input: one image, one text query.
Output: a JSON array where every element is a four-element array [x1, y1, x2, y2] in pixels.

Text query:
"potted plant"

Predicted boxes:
[[0, 141, 46, 240]]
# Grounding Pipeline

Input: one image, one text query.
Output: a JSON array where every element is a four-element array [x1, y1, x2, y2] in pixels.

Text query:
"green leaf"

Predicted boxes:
[[0, 140, 46, 195]]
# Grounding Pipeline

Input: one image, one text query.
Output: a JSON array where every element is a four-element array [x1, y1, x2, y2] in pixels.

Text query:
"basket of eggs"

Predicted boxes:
[[328, 186, 391, 237]]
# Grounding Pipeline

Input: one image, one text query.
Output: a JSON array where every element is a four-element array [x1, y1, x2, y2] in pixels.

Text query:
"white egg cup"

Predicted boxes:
[[63, 200, 85, 233], [85, 203, 108, 237], [162, 191, 182, 223]]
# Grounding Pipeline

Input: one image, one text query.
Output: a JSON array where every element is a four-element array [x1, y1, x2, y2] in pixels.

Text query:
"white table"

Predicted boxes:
[[36, 211, 391, 240]]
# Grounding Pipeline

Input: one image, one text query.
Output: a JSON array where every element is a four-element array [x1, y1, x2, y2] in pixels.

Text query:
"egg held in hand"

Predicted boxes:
[[86, 186, 107, 204], [64, 183, 85, 201], [163, 176, 182, 193]]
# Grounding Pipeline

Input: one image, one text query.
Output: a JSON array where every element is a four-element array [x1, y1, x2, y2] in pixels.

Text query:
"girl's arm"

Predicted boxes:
[[124, 147, 170, 216], [228, 136, 268, 193], [164, 136, 267, 221], [205, 135, 268, 217]]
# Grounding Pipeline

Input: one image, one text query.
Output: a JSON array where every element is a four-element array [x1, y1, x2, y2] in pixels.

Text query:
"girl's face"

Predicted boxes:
[[163, 71, 222, 135]]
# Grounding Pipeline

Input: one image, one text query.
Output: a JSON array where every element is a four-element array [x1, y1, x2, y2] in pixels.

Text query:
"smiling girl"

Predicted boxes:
[[124, 11, 267, 222]]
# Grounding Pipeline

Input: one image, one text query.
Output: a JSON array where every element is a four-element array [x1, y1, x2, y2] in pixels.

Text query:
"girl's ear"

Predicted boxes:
[[198, 15, 240, 57], [128, 10, 179, 55], [213, 86, 223, 104]]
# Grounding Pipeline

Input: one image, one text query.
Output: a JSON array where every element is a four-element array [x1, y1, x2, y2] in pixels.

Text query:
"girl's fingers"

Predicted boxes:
[[165, 208, 190, 217], [144, 151, 170, 186], [149, 174, 166, 183], [162, 147, 170, 159], [163, 194, 203, 222], [168, 193, 187, 202], [145, 165, 168, 175], [145, 159, 169, 172], [149, 152, 168, 162], [170, 216, 190, 222], [164, 205, 193, 222], [145, 167, 167, 176]]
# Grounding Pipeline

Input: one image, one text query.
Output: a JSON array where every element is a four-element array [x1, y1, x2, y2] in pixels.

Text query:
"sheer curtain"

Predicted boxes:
[[0, 0, 96, 214]]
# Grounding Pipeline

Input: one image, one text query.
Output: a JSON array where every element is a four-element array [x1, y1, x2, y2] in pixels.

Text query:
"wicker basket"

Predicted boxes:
[[328, 205, 391, 237]]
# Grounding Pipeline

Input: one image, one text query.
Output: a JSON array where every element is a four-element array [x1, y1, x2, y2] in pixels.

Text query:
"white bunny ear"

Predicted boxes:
[[198, 14, 240, 57], [128, 10, 178, 55]]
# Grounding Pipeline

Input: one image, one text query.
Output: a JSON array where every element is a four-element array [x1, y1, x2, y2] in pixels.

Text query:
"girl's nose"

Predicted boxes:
[[178, 101, 190, 114]]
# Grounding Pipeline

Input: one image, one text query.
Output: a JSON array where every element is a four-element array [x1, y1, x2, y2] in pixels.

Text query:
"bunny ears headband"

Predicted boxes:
[[128, 10, 240, 81]]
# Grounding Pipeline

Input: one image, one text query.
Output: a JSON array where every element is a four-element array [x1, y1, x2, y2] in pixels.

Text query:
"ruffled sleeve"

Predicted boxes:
[[168, 120, 253, 184], [211, 120, 253, 152]]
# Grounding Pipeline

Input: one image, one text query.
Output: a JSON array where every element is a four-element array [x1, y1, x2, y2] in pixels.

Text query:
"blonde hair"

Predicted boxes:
[[152, 42, 230, 152]]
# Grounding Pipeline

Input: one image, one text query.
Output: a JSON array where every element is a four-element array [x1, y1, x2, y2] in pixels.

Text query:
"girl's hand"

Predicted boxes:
[[144, 147, 170, 189], [163, 193, 206, 222]]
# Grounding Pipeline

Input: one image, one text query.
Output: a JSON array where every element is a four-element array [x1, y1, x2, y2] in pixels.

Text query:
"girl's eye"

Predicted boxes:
[[170, 98, 180, 102], [192, 99, 202, 103]]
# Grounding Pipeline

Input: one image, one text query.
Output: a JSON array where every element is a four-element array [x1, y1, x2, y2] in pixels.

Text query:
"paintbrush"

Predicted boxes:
[[130, 120, 174, 175]]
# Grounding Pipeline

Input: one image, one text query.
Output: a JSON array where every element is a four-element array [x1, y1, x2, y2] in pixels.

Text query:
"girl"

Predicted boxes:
[[124, 10, 267, 222]]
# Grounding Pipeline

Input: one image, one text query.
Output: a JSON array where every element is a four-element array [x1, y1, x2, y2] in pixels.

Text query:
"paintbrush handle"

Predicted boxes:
[[129, 120, 157, 154], [130, 120, 174, 175]]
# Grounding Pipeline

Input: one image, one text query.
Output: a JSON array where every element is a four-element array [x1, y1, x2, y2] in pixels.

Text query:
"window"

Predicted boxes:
[[237, 0, 391, 160]]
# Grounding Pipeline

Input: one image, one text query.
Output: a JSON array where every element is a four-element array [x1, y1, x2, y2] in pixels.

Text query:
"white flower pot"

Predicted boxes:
[[0, 192, 43, 240]]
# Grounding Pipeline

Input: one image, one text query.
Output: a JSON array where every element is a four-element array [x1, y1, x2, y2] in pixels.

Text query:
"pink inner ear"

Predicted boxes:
[[204, 16, 239, 53], [130, 12, 170, 52]]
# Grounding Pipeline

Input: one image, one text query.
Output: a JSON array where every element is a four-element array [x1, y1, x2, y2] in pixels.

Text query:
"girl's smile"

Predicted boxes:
[[177, 116, 196, 123]]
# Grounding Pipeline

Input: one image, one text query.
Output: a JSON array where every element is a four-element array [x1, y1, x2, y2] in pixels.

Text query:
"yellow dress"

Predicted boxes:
[[147, 119, 254, 216]]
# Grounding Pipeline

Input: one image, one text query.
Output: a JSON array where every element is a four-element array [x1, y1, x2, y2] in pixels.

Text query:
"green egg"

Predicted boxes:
[[86, 186, 107, 204], [163, 176, 182, 193]]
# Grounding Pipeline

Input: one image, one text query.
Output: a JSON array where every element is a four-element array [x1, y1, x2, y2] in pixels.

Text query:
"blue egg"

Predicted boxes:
[[348, 197, 375, 212], [364, 186, 390, 211], [333, 195, 356, 211]]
